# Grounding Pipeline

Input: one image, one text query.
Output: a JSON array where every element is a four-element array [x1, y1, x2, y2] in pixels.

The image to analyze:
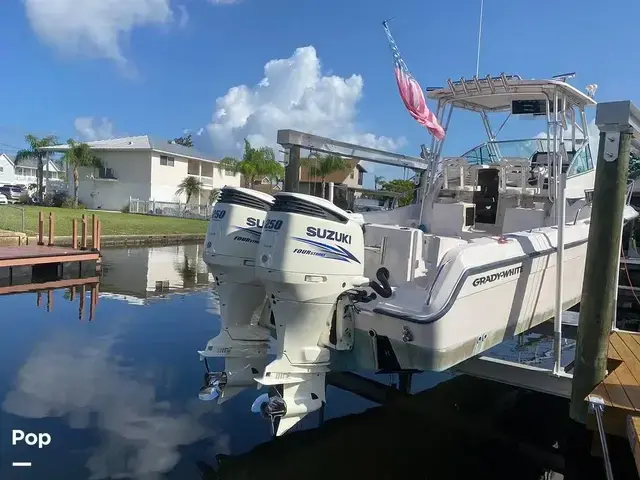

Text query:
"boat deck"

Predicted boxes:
[[587, 330, 640, 437]]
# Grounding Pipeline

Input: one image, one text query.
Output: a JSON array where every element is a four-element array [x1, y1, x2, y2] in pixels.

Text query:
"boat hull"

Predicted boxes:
[[348, 227, 590, 372]]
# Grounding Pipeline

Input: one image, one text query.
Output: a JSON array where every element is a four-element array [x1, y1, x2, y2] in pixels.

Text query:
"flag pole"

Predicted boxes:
[[475, 0, 484, 77]]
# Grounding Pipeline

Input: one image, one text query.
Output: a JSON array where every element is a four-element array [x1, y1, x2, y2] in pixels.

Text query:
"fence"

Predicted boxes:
[[129, 198, 212, 220], [0, 204, 26, 233]]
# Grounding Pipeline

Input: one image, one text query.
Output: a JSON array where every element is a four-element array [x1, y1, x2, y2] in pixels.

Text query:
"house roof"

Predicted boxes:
[[1, 153, 62, 171], [42, 135, 220, 164]]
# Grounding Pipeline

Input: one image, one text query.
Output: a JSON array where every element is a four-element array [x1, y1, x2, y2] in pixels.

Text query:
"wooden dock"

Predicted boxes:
[[0, 245, 99, 268], [587, 330, 640, 438], [0, 211, 101, 280]]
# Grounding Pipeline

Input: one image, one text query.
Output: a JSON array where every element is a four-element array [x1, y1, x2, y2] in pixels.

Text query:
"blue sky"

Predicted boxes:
[[2, 0, 639, 186]]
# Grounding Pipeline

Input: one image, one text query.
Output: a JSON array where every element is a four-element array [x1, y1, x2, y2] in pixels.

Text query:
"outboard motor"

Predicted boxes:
[[253, 192, 369, 435], [199, 187, 275, 403]]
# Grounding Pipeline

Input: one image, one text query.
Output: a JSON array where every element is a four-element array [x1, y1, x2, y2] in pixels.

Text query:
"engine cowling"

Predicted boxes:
[[199, 186, 275, 403], [253, 192, 367, 435]]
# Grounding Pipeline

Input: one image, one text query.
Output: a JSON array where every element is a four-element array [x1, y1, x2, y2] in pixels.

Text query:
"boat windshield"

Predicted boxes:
[[462, 139, 590, 164], [461, 139, 550, 165]]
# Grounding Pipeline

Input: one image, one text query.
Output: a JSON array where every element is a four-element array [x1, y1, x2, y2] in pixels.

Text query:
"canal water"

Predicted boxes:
[[0, 245, 569, 479]]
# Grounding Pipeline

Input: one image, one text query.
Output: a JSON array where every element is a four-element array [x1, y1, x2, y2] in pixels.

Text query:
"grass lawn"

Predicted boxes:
[[0, 205, 208, 236]]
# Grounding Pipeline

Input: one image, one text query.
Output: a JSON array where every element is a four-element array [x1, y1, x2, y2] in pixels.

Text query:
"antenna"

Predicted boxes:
[[475, 0, 484, 77]]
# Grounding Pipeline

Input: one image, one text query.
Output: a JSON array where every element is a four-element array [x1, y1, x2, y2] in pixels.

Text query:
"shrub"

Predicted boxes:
[[43, 191, 85, 209]]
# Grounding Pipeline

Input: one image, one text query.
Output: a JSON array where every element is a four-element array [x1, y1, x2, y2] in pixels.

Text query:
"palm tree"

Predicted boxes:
[[176, 176, 204, 207], [302, 154, 352, 199], [374, 175, 386, 190], [220, 139, 284, 188], [61, 139, 103, 208], [209, 188, 221, 205], [15, 134, 59, 202]]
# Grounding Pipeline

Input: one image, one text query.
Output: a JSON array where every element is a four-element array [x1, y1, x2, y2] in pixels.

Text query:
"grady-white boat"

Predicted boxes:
[[198, 74, 638, 436]]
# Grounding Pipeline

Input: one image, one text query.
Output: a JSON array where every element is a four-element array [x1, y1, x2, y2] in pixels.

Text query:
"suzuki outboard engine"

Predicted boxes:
[[253, 192, 368, 435], [199, 186, 275, 403]]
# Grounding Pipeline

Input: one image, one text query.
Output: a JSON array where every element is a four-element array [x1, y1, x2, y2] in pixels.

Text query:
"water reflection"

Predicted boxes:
[[99, 244, 213, 305], [3, 331, 211, 479], [0, 243, 230, 480], [0, 243, 575, 479]]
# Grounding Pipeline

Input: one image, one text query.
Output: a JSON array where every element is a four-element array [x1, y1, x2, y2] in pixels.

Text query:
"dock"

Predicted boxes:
[[587, 330, 640, 437], [0, 245, 99, 268], [0, 211, 102, 283]]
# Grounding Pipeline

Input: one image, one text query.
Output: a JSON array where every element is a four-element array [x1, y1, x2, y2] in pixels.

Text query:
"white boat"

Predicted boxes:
[[198, 74, 638, 436]]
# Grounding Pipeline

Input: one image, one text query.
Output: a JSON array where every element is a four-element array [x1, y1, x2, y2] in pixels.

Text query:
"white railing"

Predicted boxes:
[[129, 197, 211, 219]]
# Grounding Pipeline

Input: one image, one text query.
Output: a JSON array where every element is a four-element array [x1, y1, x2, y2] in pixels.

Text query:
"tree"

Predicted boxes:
[[15, 134, 59, 202], [374, 175, 386, 190], [302, 154, 352, 199], [171, 134, 193, 148], [380, 178, 415, 207], [209, 188, 221, 204], [219, 139, 284, 188], [176, 176, 204, 207], [61, 139, 103, 208]]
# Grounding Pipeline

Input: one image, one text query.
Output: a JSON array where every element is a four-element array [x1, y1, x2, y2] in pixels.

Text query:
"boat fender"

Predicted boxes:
[[369, 267, 392, 298]]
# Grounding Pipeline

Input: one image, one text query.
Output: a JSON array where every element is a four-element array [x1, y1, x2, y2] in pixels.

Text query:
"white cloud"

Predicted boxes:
[[23, 0, 174, 66], [74, 117, 115, 141], [205, 46, 406, 169]]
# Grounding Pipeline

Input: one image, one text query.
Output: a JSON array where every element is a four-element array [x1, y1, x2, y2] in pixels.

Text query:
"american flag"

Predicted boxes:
[[383, 21, 445, 140]]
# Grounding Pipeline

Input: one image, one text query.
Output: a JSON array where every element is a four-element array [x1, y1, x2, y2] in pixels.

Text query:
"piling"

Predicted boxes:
[[47, 212, 55, 246], [570, 101, 637, 423], [72, 219, 78, 249], [284, 145, 301, 193], [81, 215, 87, 250], [91, 214, 98, 250], [37, 212, 44, 246]]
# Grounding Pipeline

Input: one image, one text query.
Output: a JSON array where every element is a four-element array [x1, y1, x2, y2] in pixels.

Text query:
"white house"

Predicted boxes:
[[43, 136, 242, 211], [0, 153, 65, 187]]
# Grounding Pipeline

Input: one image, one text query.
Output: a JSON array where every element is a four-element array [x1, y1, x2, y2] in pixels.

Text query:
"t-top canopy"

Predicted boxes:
[[426, 74, 597, 113]]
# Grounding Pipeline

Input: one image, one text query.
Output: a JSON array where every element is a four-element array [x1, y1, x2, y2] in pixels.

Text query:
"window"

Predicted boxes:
[[160, 155, 175, 167], [350, 172, 354, 179], [567, 144, 593, 177], [98, 167, 116, 179]]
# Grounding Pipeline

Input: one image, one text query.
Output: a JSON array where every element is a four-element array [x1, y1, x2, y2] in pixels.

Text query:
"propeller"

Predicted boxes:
[[198, 372, 228, 401], [250, 389, 287, 437]]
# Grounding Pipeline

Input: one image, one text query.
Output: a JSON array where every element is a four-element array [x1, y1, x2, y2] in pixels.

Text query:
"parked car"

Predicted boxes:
[[0, 185, 23, 202], [0, 193, 8, 205]]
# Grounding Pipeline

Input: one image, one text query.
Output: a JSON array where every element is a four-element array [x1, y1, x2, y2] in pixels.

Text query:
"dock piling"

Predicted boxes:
[[47, 212, 55, 246], [91, 214, 98, 250], [96, 219, 101, 251], [37, 212, 44, 245], [81, 215, 87, 250], [570, 101, 637, 423], [72, 219, 78, 249]]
